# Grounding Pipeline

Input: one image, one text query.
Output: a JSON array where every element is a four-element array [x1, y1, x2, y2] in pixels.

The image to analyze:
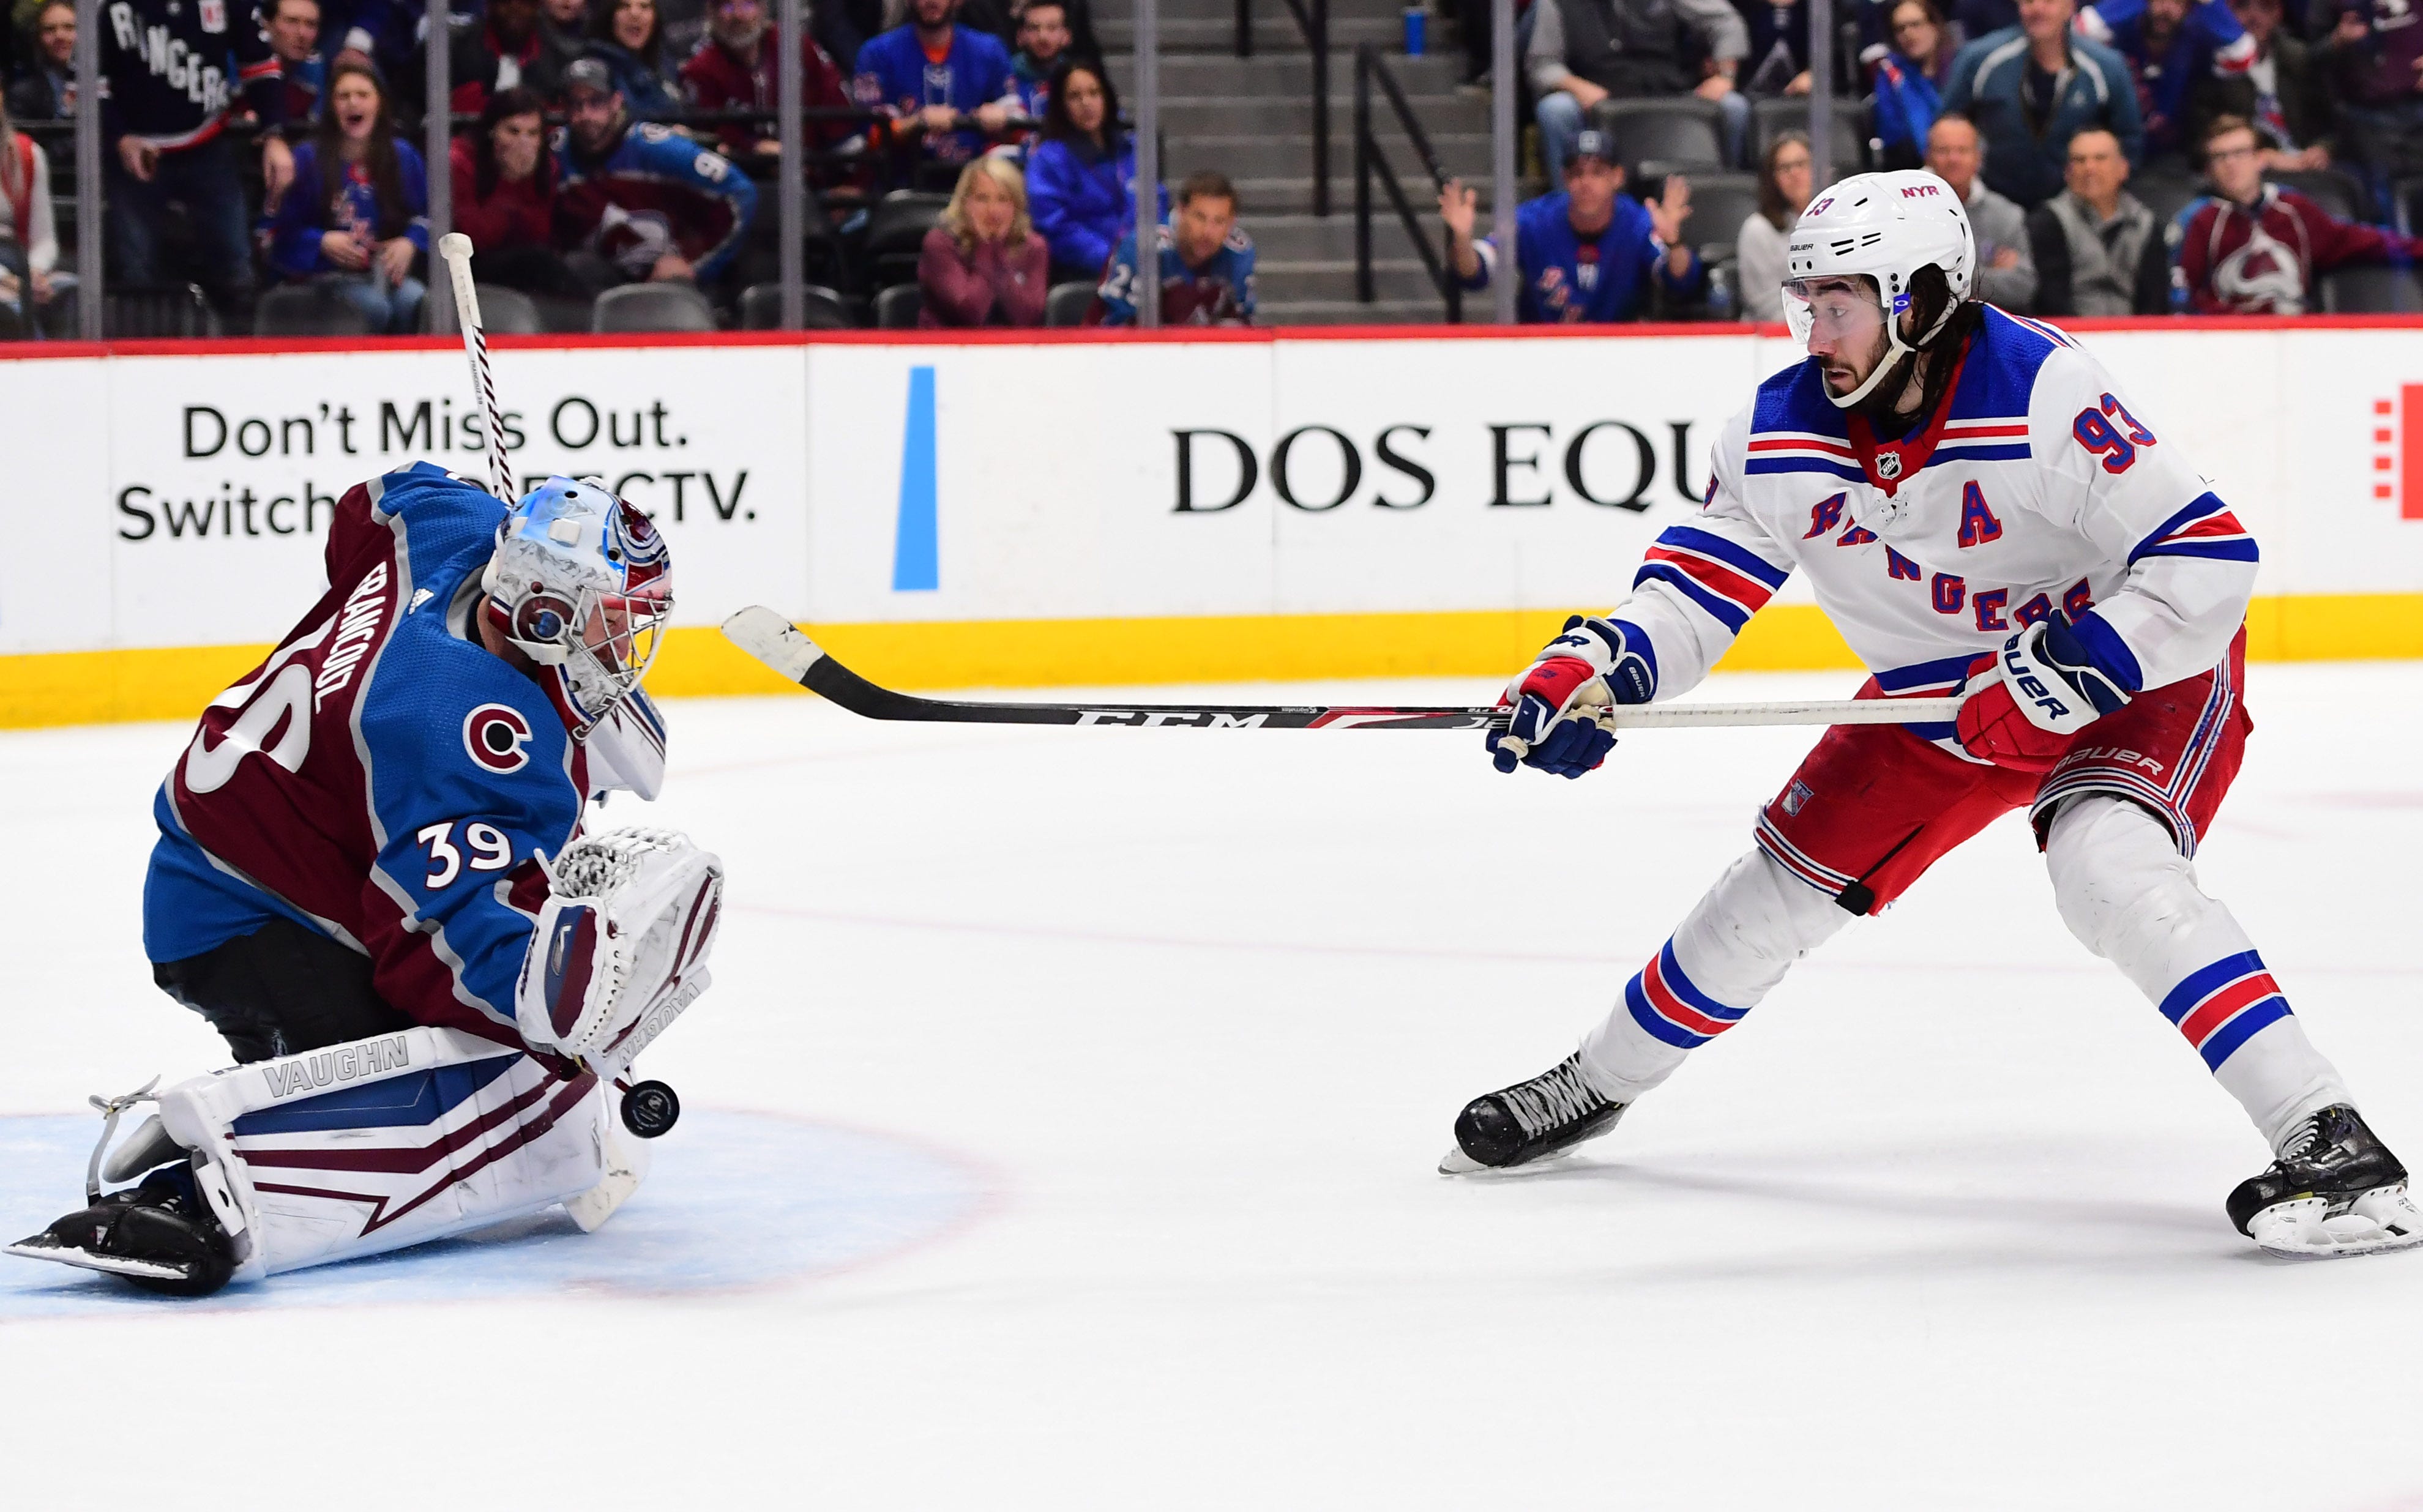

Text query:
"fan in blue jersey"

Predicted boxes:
[[1090, 170, 1256, 326], [1439, 129, 1703, 324], [853, 0, 1019, 166], [7, 468, 725, 1296], [556, 57, 757, 287], [2080, 0, 2256, 158]]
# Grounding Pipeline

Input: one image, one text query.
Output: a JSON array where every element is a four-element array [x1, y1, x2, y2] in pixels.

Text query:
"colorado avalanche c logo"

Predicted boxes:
[[463, 704, 534, 773]]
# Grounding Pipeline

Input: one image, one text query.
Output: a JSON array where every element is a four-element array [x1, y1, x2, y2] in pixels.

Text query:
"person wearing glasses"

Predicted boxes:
[[2170, 113, 2423, 314]]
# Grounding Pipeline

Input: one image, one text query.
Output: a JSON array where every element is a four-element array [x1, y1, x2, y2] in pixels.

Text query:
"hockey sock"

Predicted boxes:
[[2044, 795, 2351, 1153], [1579, 849, 1850, 1103]]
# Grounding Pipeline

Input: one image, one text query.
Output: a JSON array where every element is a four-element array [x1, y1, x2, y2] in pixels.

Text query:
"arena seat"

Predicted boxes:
[[1044, 281, 1097, 327], [2318, 263, 2423, 314], [470, 285, 545, 335], [875, 283, 924, 329], [739, 283, 857, 329], [589, 282, 718, 333], [1750, 99, 1866, 177], [1589, 100, 1726, 173], [2266, 168, 2372, 224], [866, 190, 951, 288], [253, 281, 375, 337]]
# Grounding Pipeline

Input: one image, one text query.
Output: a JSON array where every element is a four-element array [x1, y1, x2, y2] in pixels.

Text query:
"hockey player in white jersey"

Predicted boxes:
[[1444, 169, 2419, 1260]]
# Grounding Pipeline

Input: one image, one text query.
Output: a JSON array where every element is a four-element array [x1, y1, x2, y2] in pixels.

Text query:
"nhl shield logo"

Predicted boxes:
[[1874, 451, 1903, 481]]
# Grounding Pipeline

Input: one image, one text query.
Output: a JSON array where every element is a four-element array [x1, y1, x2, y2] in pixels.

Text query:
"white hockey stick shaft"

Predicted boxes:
[[1606, 696, 1961, 728], [437, 232, 514, 504]]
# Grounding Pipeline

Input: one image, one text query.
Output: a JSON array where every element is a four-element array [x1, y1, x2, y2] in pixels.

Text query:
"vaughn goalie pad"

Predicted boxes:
[[517, 827, 723, 1083]]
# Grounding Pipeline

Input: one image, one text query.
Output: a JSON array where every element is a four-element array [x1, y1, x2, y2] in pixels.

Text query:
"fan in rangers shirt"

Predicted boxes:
[[6, 466, 725, 1296], [1438, 168, 2419, 1261]]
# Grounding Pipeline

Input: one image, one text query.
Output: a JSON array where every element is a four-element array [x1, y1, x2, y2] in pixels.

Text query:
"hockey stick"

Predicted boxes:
[[720, 606, 1966, 731], [437, 232, 515, 504]]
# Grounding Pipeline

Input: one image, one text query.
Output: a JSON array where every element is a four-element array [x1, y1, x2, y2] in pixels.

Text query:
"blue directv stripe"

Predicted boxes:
[[231, 1054, 521, 1136], [892, 365, 939, 592], [2067, 610, 2146, 693], [2198, 996, 2291, 1070], [2129, 491, 2229, 564], [2137, 538, 2261, 564], [2157, 950, 2267, 1025], [1876, 653, 1982, 694], [1633, 562, 1750, 633], [1656, 525, 1790, 589], [1626, 975, 1709, 1048], [1745, 457, 1867, 483], [1658, 942, 1746, 1021]]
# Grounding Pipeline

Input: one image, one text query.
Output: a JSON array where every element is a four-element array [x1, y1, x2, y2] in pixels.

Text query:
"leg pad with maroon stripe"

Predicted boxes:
[[2045, 796, 2350, 1152], [150, 1026, 621, 1285], [1581, 849, 1848, 1103]]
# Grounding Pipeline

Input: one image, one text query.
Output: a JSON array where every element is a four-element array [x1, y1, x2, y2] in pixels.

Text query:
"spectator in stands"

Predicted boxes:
[[1871, 0, 1954, 169], [264, 0, 324, 128], [1026, 59, 1157, 283], [653, 0, 715, 61], [1742, 0, 1815, 97], [2089, 0, 2253, 163], [2313, 0, 2421, 188], [918, 155, 1048, 326], [680, 0, 856, 167], [324, 1, 423, 90], [2228, 0, 2333, 172], [451, 85, 588, 302], [532, 0, 593, 99], [1925, 111, 2039, 305], [588, 0, 685, 121], [1, 91, 65, 337], [1438, 127, 1701, 323], [854, 0, 1018, 168], [1526, 0, 1750, 179], [102, 0, 292, 326], [1008, 0, 1073, 122], [1942, 0, 2143, 206], [2026, 124, 2168, 312], [6, 0, 74, 122], [266, 61, 427, 333], [556, 56, 758, 293], [439, 0, 546, 116], [1736, 130, 1812, 321], [1093, 169, 1256, 326], [2173, 113, 2423, 313]]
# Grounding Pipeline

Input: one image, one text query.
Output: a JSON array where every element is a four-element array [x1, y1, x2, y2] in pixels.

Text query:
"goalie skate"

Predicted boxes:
[[2228, 1105, 2423, 1260]]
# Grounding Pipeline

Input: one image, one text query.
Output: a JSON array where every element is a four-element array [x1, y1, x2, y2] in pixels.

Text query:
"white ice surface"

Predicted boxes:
[[4, 664, 2422, 1509]]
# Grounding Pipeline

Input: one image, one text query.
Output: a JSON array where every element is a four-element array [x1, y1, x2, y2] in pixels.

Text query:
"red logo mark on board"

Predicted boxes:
[[2373, 390, 2423, 520], [463, 704, 534, 773]]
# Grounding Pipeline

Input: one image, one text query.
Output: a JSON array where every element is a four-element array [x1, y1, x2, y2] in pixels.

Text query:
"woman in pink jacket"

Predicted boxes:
[[917, 157, 1049, 329]]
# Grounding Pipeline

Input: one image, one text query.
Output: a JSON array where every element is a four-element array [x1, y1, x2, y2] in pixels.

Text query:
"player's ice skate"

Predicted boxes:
[[1439, 1053, 1628, 1174], [2227, 1106, 2423, 1259]]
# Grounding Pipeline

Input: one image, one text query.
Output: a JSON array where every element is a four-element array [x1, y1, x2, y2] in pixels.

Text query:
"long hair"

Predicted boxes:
[[1756, 130, 1810, 230], [473, 85, 556, 201], [941, 156, 1033, 253], [312, 59, 410, 240], [0, 91, 25, 219], [1040, 58, 1120, 148], [589, 0, 662, 65]]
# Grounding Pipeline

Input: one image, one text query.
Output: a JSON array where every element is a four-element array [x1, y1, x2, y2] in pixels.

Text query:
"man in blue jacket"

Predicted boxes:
[[1943, 0, 2144, 206], [853, 0, 1017, 167], [1438, 129, 1701, 324]]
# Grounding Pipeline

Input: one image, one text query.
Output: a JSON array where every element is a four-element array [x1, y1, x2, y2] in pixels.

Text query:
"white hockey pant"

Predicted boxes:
[[1580, 795, 2350, 1153], [151, 1026, 637, 1284]]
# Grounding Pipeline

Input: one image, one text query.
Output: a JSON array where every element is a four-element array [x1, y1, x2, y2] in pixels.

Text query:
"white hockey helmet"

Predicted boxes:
[[1782, 169, 1976, 408], [482, 477, 673, 733]]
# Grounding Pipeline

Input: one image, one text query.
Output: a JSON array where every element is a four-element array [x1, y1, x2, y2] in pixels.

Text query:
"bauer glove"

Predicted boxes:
[[1485, 616, 1656, 779], [1956, 615, 2132, 773]]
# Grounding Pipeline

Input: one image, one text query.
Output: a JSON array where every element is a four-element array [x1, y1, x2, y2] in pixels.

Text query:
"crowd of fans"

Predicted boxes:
[[1443, 0, 2423, 322], [0, 0, 1255, 337]]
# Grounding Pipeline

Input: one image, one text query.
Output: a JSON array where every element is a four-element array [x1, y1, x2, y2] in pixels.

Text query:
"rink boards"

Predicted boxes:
[[3, 318, 2421, 726]]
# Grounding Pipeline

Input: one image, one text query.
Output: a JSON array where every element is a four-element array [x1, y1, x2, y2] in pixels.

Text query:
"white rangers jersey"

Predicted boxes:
[[1604, 307, 2257, 751]]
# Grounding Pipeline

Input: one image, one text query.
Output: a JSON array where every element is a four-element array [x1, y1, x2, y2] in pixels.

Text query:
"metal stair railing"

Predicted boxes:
[[1234, 0, 1332, 215], [1352, 43, 1460, 321]]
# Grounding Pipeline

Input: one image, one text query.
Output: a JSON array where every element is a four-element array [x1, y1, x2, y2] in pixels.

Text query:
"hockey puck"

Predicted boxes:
[[620, 1080, 681, 1139]]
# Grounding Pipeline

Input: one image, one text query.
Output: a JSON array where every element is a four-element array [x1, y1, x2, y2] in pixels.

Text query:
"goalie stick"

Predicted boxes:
[[437, 232, 515, 504], [720, 606, 1967, 732]]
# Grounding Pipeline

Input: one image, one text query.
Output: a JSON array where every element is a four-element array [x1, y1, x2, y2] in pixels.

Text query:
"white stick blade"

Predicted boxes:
[[721, 606, 825, 682]]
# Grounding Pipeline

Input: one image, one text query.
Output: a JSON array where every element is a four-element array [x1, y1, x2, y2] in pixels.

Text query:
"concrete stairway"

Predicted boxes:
[[1094, 0, 1495, 325]]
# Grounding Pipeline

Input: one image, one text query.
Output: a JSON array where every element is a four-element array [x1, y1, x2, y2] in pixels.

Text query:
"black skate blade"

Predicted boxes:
[[4, 1234, 193, 1284]]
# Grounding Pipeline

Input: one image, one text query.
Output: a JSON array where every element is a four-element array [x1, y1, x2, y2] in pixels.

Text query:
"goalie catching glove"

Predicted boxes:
[[517, 827, 724, 1080], [1485, 616, 1657, 778]]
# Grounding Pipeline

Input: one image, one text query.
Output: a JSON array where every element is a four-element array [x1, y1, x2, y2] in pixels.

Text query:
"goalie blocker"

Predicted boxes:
[[7, 829, 723, 1296]]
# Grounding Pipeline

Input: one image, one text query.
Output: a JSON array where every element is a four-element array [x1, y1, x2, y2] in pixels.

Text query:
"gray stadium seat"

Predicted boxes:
[[1637, 170, 1761, 250], [2265, 168, 2372, 224], [875, 283, 923, 328], [739, 282, 857, 329], [2129, 168, 2204, 230], [2399, 174, 2423, 236], [1589, 99, 1727, 173], [105, 286, 222, 339], [1045, 280, 1096, 327], [2318, 264, 2423, 314], [1751, 98, 1866, 177], [470, 285, 545, 335], [589, 281, 717, 333], [254, 281, 375, 337], [867, 190, 951, 288]]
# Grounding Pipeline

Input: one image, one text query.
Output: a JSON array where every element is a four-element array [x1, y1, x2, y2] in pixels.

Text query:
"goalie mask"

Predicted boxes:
[[482, 478, 672, 736]]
